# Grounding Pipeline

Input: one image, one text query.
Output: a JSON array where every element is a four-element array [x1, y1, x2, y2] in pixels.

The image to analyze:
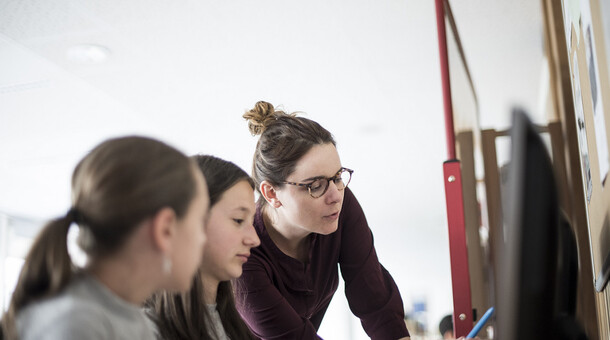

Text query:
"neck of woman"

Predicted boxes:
[[262, 206, 311, 263], [201, 273, 219, 305]]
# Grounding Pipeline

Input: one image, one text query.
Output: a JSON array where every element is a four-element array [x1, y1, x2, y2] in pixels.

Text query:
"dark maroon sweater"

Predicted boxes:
[[235, 188, 409, 340]]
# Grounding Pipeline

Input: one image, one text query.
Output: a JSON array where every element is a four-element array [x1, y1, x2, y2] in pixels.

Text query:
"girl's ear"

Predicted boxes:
[[150, 207, 177, 253], [260, 181, 282, 208]]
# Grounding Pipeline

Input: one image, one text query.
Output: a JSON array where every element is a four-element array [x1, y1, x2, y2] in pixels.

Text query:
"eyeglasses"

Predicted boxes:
[[282, 167, 353, 198]]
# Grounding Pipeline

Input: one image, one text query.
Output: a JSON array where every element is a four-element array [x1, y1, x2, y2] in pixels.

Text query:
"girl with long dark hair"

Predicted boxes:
[[148, 155, 259, 340]]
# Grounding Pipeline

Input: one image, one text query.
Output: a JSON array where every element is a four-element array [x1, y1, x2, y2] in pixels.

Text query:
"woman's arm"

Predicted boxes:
[[339, 188, 410, 340]]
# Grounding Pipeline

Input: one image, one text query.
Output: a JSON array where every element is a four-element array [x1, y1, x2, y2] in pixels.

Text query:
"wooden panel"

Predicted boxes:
[[456, 131, 490, 322]]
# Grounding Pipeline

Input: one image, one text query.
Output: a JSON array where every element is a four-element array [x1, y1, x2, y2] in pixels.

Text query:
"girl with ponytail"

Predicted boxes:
[[1, 136, 209, 340]]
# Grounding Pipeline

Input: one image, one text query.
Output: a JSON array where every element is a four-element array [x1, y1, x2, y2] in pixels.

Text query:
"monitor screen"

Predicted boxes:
[[496, 108, 559, 340]]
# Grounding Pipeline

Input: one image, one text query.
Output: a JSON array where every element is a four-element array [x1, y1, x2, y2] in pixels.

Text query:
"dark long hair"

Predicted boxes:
[[1, 136, 198, 340], [243, 101, 335, 205], [147, 155, 256, 340]]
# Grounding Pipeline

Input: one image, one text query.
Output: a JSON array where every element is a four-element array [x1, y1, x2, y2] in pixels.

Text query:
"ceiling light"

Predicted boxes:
[[66, 44, 111, 64]]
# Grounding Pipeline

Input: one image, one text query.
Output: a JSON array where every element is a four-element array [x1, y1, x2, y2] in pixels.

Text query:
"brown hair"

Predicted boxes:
[[243, 101, 335, 204], [1, 136, 198, 340], [146, 155, 255, 340]]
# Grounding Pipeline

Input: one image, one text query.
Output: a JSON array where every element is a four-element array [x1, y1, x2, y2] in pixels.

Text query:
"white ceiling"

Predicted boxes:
[[0, 0, 544, 327]]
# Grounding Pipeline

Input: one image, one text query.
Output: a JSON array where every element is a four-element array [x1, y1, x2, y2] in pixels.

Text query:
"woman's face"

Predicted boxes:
[[200, 180, 259, 282], [171, 168, 209, 291], [274, 143, 345, 236]]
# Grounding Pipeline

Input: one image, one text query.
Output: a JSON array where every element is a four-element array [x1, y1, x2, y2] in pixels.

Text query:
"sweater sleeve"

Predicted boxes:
[[339, 188, 410, 340], [236, 257, 322, 340]]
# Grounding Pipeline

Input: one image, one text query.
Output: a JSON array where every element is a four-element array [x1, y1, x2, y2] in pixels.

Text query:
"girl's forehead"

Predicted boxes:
[[214, 181, 255, 210]]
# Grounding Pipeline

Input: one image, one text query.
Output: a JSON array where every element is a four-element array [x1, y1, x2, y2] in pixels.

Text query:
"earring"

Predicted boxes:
[[162, 256, 172, 275]]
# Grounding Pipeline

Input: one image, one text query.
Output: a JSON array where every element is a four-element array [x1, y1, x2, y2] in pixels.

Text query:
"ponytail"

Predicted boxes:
[[1, 211, 74, 340]]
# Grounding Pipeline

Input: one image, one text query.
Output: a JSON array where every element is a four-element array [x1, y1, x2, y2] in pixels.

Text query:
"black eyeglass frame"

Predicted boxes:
[[281, 167, 354, 198]]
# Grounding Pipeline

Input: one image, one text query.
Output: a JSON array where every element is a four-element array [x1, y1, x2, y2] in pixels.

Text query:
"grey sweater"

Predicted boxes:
[[17, 273, 156, 340], [206, 304, 229, 340]]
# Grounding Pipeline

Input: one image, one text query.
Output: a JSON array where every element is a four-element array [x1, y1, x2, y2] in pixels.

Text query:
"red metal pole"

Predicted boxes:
[[435, 0, 456, 160], [435, 0, 474, 337], [443, 161, 474, 337]]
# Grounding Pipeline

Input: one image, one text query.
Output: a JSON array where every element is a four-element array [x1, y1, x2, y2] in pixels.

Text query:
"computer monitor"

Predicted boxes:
[[494, 108, 593, 340], [496, 108, 559, 339]]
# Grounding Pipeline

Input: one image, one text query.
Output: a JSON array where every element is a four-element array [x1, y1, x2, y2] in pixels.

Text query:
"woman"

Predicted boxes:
[[147, 155, 260, 340], [0, 136, 209, 340], [236, 101, 411, 339]]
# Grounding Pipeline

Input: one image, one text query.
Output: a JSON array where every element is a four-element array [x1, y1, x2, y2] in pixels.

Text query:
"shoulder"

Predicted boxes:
[[341, 187, 363, 213], [18, 295, 109, 340], [344, 186, 356, 202]]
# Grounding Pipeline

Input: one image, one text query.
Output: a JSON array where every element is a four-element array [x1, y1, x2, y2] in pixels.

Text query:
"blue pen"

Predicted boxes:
[[466, 306, 494, 338]]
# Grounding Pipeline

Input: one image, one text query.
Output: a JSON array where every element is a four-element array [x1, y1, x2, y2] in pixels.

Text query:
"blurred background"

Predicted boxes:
[[0, 0, 547, 338]]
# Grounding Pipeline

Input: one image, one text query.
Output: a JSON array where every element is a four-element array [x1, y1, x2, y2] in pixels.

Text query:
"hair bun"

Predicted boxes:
[[243, 101, 282, 136]]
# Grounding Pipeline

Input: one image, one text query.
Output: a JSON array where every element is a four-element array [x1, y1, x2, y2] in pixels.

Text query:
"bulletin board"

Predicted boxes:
[[543, 0, 610, 339]]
